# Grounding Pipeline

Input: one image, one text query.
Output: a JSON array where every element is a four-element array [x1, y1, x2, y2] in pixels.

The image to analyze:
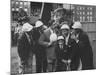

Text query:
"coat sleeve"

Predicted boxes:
[[38, 32, 50, 47], [78, 33, 91, 48], [55, 45, 63, 60], [68, 39, 79, 60]]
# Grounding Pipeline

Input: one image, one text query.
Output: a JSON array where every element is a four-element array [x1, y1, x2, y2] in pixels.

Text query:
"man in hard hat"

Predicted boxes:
[[72, 21, 94, 70], [53, 8, 68, 23], [55, 36, 66, 71], [48, 8, 73, 36], [59, 24, 80, 71], [55, 35, 73, 71], [38, 22, 58, 72], [53, 8, 73, 26], [17, 18, 34, 73], [33, 20, 48, 73], [60, 23, 70, 38]]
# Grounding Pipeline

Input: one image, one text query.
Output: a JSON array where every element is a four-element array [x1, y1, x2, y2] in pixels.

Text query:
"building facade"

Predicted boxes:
[[72, 4, 96, 22], [11, 0, 30, 21]]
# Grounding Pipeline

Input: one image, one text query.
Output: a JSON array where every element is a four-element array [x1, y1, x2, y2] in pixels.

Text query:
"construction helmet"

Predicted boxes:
[[61, 24, 70, 30], [50, 33, 57, 42], [35, 20, 43, 28], [57, 36, 64, 40], [54, 8, 67, 16], [22, 23, 33, 32], [72, 21, 82, 29]]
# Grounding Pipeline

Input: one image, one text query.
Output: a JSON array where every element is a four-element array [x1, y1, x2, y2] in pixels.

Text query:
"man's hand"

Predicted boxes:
[[71, 34, 79, 43], [67, 59, 71, 63], [62, 59, 71, 64], [47, 41, 57, 47], [47, 41, 53, 46]]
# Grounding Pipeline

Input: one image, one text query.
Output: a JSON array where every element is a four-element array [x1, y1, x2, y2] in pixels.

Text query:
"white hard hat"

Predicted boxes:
[[35, 20, 43, 28], [72, 21, 82, 29], [54, 8, 67, 15], [54, 8, 63, 13], [50, 33, 57, 42], [57, 36, 64, 40], [22, 23, 33, 32], [61, 24, 70, 30]]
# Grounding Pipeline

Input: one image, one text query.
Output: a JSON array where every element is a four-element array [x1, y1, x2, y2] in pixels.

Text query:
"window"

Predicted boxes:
[[11, 1, 15, 7], [71, 5, 74, 9], [11, 1, 14, 5], [82, 16, 85, 22], [82, 7, 85, 10], [16, 8, 19, 11], [87, 16, 89, 21], [24, 2, 27, 5], [90, 16, 92, 22], [15, 2, 19, 8], [90, 12, 92, 15], [28, 2, 30, 5], [20, 2, 23, 5], [87, 12, 89, 15], [16, 2, 18, 4], [24, 8, 28, 12], [12, 8, 15, 11], [90, 7, 92, 10], [83, 12, 85, 15], [80, 16, 82, 21], [20, 2, 23, 7]]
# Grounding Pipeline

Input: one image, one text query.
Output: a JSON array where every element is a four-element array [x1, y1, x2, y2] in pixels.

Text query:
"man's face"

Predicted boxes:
[[54, 12, 62, 22], [58, 39, 64, 49], [61, 29, 69, 36], [58, 40, 64, 45], [72, 29, 78, 35], [70, 29, 77, 39]]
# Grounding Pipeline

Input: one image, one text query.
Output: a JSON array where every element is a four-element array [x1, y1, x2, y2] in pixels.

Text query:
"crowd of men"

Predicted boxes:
[[13, 7, 94, 74]]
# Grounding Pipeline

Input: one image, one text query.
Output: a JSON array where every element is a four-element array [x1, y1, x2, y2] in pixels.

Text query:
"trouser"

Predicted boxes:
[[35, 50, 47, 73], [18, 50, 33, 74], [47, 59, 56, 72], [70, 58, 80, 71], [81, 56, 94, 70], [56, 60, 66, 71], [79, 49, 94, 70], [56, 58, 80, 71]]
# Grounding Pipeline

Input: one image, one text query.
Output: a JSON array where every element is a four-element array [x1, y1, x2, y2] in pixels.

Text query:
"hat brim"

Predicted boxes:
[[35, 24, 43, 28]]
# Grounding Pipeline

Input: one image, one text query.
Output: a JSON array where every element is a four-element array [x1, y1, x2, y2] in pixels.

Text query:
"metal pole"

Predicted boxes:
[[40, 2, 44, 19], [28, 1, 30, 16]]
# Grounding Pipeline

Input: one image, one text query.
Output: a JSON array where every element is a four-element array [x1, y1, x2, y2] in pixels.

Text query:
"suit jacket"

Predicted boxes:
[[55, 38, 80, 61], [55, 38, 80, 70], [78, 31, 94, 69], [18, 32, 32, 60], [32, 29, 46, 54], [39, 28, 56, 60]]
